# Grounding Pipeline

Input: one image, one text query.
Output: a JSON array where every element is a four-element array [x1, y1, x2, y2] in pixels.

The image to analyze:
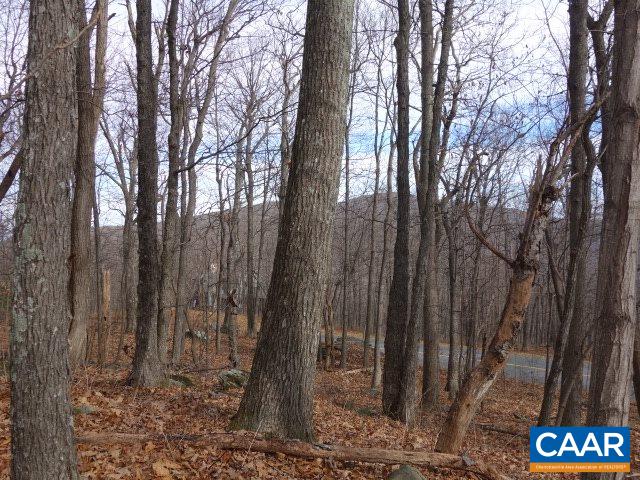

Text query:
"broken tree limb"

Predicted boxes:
[[476, 423, 529, 439], [76, 432, 510, 480]]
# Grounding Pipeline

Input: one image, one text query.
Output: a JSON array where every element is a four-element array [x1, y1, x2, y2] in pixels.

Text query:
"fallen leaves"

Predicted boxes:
[[0, 327, 637, 479]]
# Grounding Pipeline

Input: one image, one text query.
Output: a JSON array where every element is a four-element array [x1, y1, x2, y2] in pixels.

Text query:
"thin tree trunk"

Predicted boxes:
[[231, 0, 355, 440], [129, 0, 164, 386], [69, 0, 108, 368], [157, 0, 183, 365], [98, 269, 111, 366], [443, 208, 461, 397], [245, 116, 257, 337], [372, 140, 395, 391], [382, 0, 412, 419], [172, 164, 197, 363]]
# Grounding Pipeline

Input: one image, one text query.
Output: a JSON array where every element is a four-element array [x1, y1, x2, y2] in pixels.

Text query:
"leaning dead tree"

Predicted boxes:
[[435, 103, 600, 453]]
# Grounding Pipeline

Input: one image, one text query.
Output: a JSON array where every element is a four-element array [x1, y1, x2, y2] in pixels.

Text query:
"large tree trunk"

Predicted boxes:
[[394, 0, 436, 423], [584, 4, 640, 479], [230, 0, 354, 440], [382, 0, 411, 419], [10, 0, 79, 475], [129, 0, 164, 386]]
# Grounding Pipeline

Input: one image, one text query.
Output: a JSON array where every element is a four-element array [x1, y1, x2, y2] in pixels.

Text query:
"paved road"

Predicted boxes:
[[339, 336, 591, 387]]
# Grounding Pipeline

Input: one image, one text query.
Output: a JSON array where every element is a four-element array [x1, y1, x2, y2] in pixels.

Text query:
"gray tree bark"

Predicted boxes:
[[557, 0, 590, 427], [157, 0, 183, 365], [584, 3, 640, 479], [10, 0, 79, 475], [382, 0, 411, 419], [230, 0, 354, 440], [69, 0, 107, 368], [128, 0, 164, 386]]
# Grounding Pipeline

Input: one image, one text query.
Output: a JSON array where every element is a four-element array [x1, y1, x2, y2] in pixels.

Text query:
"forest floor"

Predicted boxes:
[[0, 312, 637, 479]]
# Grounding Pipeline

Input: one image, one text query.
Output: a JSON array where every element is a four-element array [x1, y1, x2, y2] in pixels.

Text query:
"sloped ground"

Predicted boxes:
[[0, 313, 637, 479]]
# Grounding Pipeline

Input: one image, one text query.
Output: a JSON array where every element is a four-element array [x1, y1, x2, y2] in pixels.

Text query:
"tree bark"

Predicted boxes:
[[230, 0, 354, 440], [157, 0, 183, 365], [69, 0, 107, 368], [443, 207, 461, 398], [129, 0, 164, 386], [97, 269, 111, 366], [556, 0, 590, 427], [436, 120, 587, 452], [584, 4, 640, 479], [382, 0, 411, 419], [10, 0, 79, 475], [634, 320, 640, 418]]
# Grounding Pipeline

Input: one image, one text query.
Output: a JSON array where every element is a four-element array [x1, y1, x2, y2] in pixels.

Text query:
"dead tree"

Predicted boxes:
[[436, 107, 597, 453]]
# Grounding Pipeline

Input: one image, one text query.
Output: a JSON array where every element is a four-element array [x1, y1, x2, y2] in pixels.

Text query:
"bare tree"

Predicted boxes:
[[231, 0, 355, 440], [585, 5, 640, 479], [382, 0, 411, 420], [436, 109, 595, 453], [69, 0, 108, 367], [129, 0, 164, 386]]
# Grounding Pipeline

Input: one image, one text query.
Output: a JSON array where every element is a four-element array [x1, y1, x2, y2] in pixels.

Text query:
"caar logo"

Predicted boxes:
[[530, 427, 630, 473]]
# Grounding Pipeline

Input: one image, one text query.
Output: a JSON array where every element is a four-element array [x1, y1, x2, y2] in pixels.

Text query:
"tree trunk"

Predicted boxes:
[[633, 320, 640, 418], [225, 290, 240, 368], [129, 0, 164, 386], [245, 115, 257, 337], [584, 4, 640, 479], [69, 0, 107, 368], [97, 269, 111, 366], [122, 200, 137, 333], [230, 0, 354, 440], [10, 0, 79, 474], [172, 164, 197, 363], [372, 136, 396, 392], [78, 432, 508, 480], [382, 0, 411, 419], [436, 122, 584, 452], [444, 208, 461, 398], [157, 0, 183, 365]]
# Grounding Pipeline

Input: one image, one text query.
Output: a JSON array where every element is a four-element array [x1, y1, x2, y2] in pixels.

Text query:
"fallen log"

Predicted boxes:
[[76, 432, 510, 480]]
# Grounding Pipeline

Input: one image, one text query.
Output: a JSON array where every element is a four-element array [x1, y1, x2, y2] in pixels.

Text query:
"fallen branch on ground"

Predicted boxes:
[[476, 423, 529, 439], [76, 432, 510, 480], [339, 367, 373, 375]]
